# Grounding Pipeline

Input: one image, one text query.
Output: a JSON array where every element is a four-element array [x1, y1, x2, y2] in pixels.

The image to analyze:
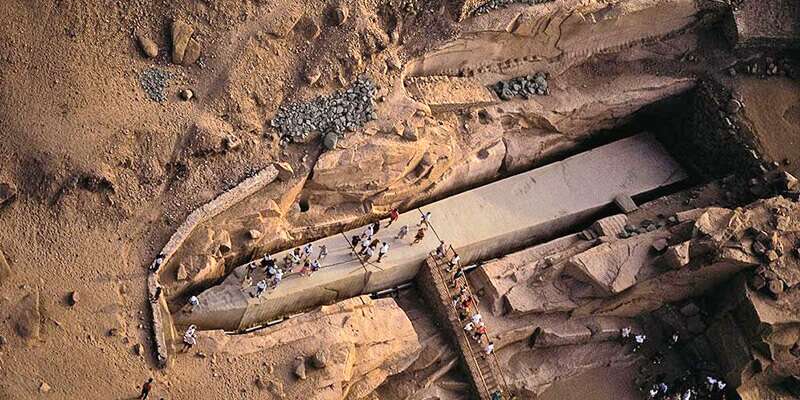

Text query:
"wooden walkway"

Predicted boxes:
[[418, 248, 510, 399]]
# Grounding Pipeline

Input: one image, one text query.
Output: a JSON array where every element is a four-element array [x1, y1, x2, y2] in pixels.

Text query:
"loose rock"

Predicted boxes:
[[311, 349, 327, 369], [39, 382, 51, 393], [171, 20, 194, 64], [491, 72, 549, 101], [136, 34, 158, 59], [294, 358, 307, 380], [331, 6, 348, 26], [67, 291, 79, 306], [179, 89, 194, 101], [270, 76, 376, 145], [248, 230, 262, 240]]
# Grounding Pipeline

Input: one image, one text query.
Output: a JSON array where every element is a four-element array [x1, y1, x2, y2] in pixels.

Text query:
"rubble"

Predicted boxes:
[[139, 68, 172, 103], [490, 72, 549, 101], [270, 76, 376, 146]]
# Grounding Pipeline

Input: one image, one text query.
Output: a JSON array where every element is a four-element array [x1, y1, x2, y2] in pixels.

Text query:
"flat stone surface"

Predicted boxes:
[[184, 133, 687, 330]]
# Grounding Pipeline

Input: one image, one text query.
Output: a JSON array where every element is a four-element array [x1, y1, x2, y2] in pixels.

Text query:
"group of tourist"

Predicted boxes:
[[621, 327, 729, 400], [642, 371, 729, 400]]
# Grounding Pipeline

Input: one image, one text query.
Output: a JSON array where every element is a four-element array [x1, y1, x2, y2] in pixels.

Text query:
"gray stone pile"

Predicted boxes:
[[491, 72, 549, 101], [473, 0, 553, 16], [139, 68, 173, 102], [271, 76, 377, 147]]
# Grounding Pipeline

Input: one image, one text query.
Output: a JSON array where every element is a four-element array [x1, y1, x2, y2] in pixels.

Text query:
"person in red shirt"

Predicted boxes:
[[386, 208, 400, 227], [139, 378, 154, 399]]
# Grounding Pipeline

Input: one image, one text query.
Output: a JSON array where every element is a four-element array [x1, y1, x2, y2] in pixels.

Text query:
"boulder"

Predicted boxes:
[[311, 349, 327, 369], [248, 230, 262, 240], [613, 193, 638, 213], [136, 33, 158, 58], [294, 358, 307, 380], [171, 20, 194, 64], [591, 214, 628, 238], [322, 132, 338, 150], [661, 241, 691, 269], [179, 89, 194, 101], [565, 231, 668, 295]]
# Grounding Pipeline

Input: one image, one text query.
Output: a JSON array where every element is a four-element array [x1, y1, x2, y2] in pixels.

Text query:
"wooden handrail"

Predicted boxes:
[[427, 253, 492, 396]]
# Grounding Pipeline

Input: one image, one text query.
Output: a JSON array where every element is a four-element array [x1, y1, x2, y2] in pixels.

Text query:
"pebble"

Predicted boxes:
[[332, 6, 348, 26], [67, 291, 79, 306], [39, 382, 51, 393], [136, 34, 158, 59]]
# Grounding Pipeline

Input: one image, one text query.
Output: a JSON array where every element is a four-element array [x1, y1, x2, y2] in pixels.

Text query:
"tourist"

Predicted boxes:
[[435, 241, 447, 258], [471, 313, 482, 325], [290, 248, 302, 265], [188, 295, 199, 311], [411, 227, 426, 245], [395, 225, 409, 240], [482, 341, 495, 358], [362, 225, 374, 240], [272, 268, 283, 287], [150, 286, 162, 304], [262, 254, 276, 272], [418, 211, 432, 227], [372, 221, 381, 235], [363, 246, 375, 261], [451, 267, 464, 283], [473, 323, 487, 341], [254, 279, 267, 297], [149, 253, 165, 273], [448, 254, 461, 271], [464, 321, 475, 334], [491, 390, 503, 400], [138, 378, 154, 400], [461, 295, 475, 310], [377, 242, 389, 262], [668, 332, 679, 348], [182, 325, 197, 351], [620, 326, 632, 345], [302, 243, 313, 260], [311, 259, 321, 273], [317, 245, 328, 262], [458, 308, 469, 321], [358, 237, 371, 255], [300, 261, 311, 276], [633, 334, 647, 352], [369, 238, 381, 250], [386, 208, 400, 227], [350, 235, 360, 253]]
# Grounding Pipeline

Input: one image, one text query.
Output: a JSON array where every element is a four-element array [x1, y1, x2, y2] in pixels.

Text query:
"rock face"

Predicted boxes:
[[194, 296, 421, 400]]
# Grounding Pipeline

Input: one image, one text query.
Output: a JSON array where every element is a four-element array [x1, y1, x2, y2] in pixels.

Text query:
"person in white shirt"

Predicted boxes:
[[188, 295, 199, 312], [418, 211, 432, 227], [463, 321, 475, 334], [254, 280, 267, 297], [471, 313, 482, 325], [482, 342, 495, 358], [377, 242, 390, 262]]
